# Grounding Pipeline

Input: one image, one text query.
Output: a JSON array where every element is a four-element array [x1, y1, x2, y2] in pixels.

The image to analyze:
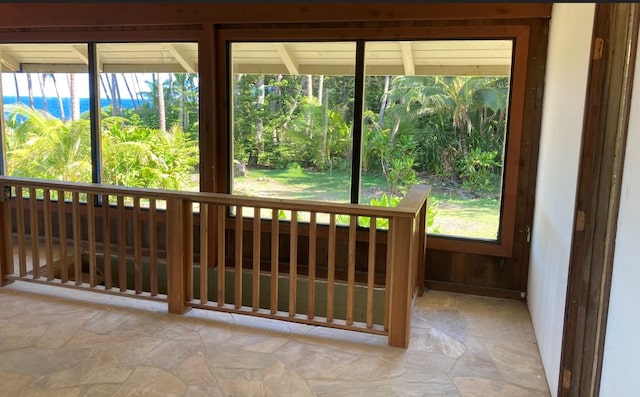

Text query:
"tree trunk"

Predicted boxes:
[[157, 73, 166, 132], [50, 74, 65, 121], [321, 82, 329, 169], [305, 74, 313, 135], [69, 73, 80, 121], [27, 73, 35, 109], [391, 116, 401, 143], [121, 73, 138, 110], [13, 74, 21, 104], [100, 74, 111, 104], [306, 74, 313, 100], [256, 74, 265, 151], [133, 73, 144, 104], [317, 75, 324, 105], [378, 75, 390, 129], [109, 73, 118, 116], [39, 74, 48, 113]]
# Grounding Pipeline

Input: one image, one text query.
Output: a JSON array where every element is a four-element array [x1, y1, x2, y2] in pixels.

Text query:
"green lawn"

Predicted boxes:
[[232, 167, 500, 240]]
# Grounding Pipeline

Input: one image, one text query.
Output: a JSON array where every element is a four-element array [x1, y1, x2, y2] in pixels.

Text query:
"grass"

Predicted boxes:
[[232, 167, 501, 240], [429, 193, 500, 239]]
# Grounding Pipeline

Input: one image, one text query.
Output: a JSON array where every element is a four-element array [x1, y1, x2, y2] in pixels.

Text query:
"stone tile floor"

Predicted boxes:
[[0, 282, 550, 396]]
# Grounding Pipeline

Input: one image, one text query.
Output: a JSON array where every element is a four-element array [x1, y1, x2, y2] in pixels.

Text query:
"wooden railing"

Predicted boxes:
[[0, 176, 429, 348]]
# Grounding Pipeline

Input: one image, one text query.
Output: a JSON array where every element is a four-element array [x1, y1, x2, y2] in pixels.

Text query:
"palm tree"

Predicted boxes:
[[26, 73, 35, 109], [4, 104, 91, 181], [5, 104, 198, 189], [386, 75, 508, 161], [156, 73, 166, 132], [13, 74, 21, 105], [46, 73, 65, 121], [39, 73, 48, 113], [68, 73, 80, 121], [171, 73, 199, 132], [121, 73, 138, 110]]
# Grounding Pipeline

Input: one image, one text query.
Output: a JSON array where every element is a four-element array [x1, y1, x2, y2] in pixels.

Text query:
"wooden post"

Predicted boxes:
[[0, 185, 14, 286], [387, 215, 415, 348], [166, 198, 189, 314]]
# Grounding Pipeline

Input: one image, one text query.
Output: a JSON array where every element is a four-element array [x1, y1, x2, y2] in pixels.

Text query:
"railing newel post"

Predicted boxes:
[[166, 197, 190, 314], [0, 182, 14, 285], [387, 214, 415, 348]]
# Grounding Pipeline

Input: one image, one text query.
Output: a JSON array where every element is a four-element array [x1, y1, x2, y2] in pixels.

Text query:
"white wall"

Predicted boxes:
[[599, 25, 640, 397], [527, 4, 595, 396]]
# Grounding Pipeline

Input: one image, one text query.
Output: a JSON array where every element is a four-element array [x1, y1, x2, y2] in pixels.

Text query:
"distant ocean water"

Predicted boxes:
[[3, 96, 136, 120]]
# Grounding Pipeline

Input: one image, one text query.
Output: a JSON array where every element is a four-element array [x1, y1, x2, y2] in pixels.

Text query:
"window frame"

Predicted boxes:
[[0, 27, 204, 193], [217, 23, 532, 257]]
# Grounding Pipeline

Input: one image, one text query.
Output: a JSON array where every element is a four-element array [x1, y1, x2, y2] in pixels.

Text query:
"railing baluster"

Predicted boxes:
[[270, 208, 279, 314], [367, 217, 377, 328], [289, 210, 298, 317], [200, 203, 209, 304], [347, 215, 357, 325], [252, 207, 261, 311], [307, 212, 317, 320], [216, 204, 225, 307], [28, 187, 40, 279], [57, 189, 68, 283], [87, 193, 97, 287], [327, 213, 336, 323], [149, 199, 158, 296], [133, 197, 142, 294], [234, 206, 243, 309], [16, 187, 27, 277], [102, 194, 112, 290], [117, 196, 127, 292], [72, 192, 82, 285], [183, 201, 194, 303], [43, 189, 54, 281], [416, 204, 427, 296]]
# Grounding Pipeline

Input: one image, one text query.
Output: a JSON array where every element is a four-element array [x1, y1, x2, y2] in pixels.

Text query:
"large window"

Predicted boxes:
[[361, 40, 512, 240], [229, 38, 515, 242], [96, 43, 199, 191], [1, 41, 199, 192], [1, 44, 91, 183], [231, 42, 356, 203]]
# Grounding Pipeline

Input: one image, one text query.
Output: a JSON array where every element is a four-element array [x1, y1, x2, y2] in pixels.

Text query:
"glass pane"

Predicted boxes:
[[361, 40, 513, 240], [2, 43, 91, 182], [231, 42, 356, 208], [97, 42, 199, 191]]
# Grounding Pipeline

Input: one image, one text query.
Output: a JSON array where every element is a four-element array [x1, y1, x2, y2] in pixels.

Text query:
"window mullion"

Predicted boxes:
[[88, 42, 102, 185], [350, 40, 366, 204]]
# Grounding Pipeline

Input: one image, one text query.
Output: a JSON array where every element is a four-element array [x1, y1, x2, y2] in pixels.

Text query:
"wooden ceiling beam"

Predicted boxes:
[[70, 44, 89, 64], [274, 43, 299, 75], [0, 48, 20, 71], [167, 44, 196, 73], [400, 41, 415, 76]]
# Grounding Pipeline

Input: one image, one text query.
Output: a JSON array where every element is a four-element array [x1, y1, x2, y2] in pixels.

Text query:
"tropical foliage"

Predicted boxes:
[[3, 69, 507, 238], [232, 73, 509, 198], [4, 103, 198, 190]]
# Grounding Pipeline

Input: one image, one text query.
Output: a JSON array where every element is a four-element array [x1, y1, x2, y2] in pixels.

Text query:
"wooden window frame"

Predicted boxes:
[[216, 22, 532, 257]]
